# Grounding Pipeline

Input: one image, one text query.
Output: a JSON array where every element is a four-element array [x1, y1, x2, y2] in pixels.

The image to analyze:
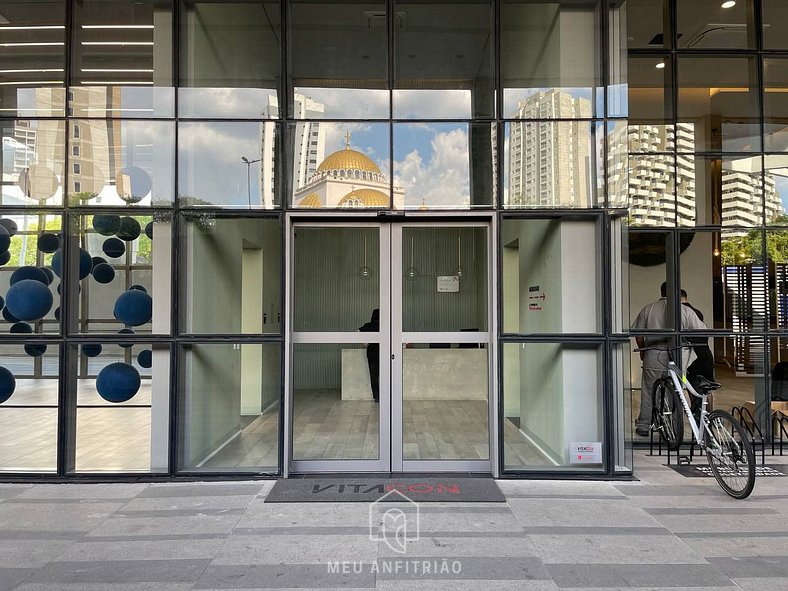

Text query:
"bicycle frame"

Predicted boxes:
[[665, 359, 708, 446]]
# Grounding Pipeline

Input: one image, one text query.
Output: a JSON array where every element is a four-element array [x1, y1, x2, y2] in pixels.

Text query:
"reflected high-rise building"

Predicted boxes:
[[507, 90, 592, 207]]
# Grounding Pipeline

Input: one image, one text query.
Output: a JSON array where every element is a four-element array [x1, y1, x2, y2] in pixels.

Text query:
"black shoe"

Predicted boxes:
[[636, 427, 650, 437]]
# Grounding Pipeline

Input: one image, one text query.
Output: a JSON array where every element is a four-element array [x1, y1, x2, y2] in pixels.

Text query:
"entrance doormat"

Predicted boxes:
[[265, 478, 506, 503], [669, 464, 786, 478]]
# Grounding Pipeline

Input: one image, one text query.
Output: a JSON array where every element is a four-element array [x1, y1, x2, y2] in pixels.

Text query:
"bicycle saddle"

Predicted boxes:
[[695, 375, 721, 392]]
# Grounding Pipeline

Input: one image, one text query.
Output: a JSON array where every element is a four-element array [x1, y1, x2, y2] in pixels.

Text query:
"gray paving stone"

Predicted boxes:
[[120, 496, 257, 512], [212, 534, 375, 564], [193, 564, 375, 589], [528, 533, 707, 564], [374, 556, 550, 580], [15, 584, 195, 591], [15, 484, 148, 500], [495, 480, 625, 498], [376, 534, 538, 558], [235, 500, 377, 528], [375, 582, 559, 591], [708, 555, 788, 578], [0, 502, 120, 531], [112, 508, 247, 518], [85, 514, 243, 537], [137, 484, 265, 498], [55, 538, 226, 562], [507, 498, 663, 528], [27, 559, 211, 585], [650, 514, 788, 534], [521, 526, 671, 535], [0, 567, 37, 590], [0, 485, 32, 499], [546, 563, 736, 587], [731, 578, 788, 590], [0, 539, 73, 568], [681, 534, 788, 557], [645, 507, 777, 515]]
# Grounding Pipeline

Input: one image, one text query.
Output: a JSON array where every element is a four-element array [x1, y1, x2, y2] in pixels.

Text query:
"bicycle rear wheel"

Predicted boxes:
[[653, 377, 684, 451], [704, 410, 756, 499]]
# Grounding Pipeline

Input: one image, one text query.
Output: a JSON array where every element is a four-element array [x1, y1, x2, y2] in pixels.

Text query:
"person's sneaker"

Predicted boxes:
[[636, 427, 650, 437]]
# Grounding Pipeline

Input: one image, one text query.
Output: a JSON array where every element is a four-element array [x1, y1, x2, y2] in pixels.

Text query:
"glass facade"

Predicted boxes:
[[0, 0, 783, 478]]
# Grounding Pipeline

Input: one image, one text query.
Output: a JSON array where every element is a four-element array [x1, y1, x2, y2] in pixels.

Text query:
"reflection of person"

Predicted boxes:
[[359, 309, 380, 403], [681, 290, 715, 420], [632, 282, 706, 437]]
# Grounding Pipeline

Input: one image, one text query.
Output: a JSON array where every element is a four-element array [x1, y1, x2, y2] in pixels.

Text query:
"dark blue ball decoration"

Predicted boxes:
[[118, 328, 135, 348], [0, 219, 18, 237], [52, 249, 92, 279], [144, 222, 153, 240], [82, 344, 102, 357], [9, 266, 48, 286], [24, 344, 46, 357], [0, 295, 4, 309], [41, 267, 54, 285], [56, 283, 78, 296], [0, 225, 9, 254], [0, 251, 10, 266], [6, 279, 53, 321], [91, 256, 107, 267], [129, 284, 147, 293], [102, 238, 125, 259], [113, 289, 152, 326], [96, 362, 141, 403], [54, 307, 60, 321], [93, 214, 121, 236], [37, 233, 60, 253], [117, 217, 141, 241], [137, 349, 152, 369], [92, 263, 115, 284], [2, 307, 18, 323], [0, 367, 16, 404], [10, 322, 32, 334]]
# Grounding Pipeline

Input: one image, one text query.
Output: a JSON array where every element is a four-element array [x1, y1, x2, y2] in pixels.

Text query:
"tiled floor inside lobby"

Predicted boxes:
[[0, 449, 786, 590]]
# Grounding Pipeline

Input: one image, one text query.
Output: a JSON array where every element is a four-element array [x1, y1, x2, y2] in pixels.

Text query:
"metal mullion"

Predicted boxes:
[[401, 332, 490, 344]]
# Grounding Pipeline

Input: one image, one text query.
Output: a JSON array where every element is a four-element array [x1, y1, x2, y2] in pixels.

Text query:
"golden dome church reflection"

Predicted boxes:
[[294, 132, 403, 209]]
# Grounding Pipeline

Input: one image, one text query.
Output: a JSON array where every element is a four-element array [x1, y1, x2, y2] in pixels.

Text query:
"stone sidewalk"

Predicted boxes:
[[0, 452, 786, 590]]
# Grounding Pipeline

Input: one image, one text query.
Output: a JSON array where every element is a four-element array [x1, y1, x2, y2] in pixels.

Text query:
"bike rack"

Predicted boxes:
[[731, 406, 766, 466], [772, 414, 788, 456]]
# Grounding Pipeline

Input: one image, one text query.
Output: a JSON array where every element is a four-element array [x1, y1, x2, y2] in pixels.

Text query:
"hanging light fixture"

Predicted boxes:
[[359, 233, 373, 280], [454, 229, 464, 278], [405, 235, 418, 281]]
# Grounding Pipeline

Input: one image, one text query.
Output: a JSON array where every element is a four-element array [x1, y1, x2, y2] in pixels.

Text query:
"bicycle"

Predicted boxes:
[[635, 346, 756, 499]]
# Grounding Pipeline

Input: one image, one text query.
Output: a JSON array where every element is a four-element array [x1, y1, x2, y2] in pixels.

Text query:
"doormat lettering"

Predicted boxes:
[[669, 464, 786, 478], [265, 478, 506, 502]]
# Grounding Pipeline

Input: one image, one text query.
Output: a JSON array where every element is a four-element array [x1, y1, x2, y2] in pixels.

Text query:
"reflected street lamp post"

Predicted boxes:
[[241, 156, 261, 209]]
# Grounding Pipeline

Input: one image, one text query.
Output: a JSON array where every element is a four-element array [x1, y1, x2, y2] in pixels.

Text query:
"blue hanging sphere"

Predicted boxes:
[[82, 344, 102, 357], [10, 322, 32, 334], [0, 226, 9, 255], [144, 222, 153, 240], [51, 248, 92, 279], [41, 267, 54, 285], [91, 263, 115, 284], [2, 307, 19, 323], [54, 306, 60, 321], [0, 219, 18, 237], [6, 279, 53, 321], [24, 344, 47, 357], [118, 328, 135, 348], [113, 290, 152, 326], [117, 217, 141, 241], [9, 266, 48, 286], [93, 214, 121, 236], [91, 256, 108, 268], [0, 295, 4, 309], [0, 367, 16, 404], [96, 362, 141, 403], [37, 233, 60, 253], [137, 349, 152, 369], [102, 238, 125, 258], [0, 251, 10, 266], [129, 284, 147, 293]]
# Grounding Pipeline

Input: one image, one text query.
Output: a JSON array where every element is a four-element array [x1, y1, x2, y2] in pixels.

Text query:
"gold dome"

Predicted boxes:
[[337, 188, 390, 208], [317, 147, 381, 175], [297, 192, 322, 208]]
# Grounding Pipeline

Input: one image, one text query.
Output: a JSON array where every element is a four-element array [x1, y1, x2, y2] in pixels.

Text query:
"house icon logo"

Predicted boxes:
[[369, 489, 420, 554]]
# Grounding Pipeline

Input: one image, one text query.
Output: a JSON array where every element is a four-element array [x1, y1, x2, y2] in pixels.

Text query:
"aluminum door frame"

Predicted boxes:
[[390, 221, 495, 473], [287, 221, 392, 474]]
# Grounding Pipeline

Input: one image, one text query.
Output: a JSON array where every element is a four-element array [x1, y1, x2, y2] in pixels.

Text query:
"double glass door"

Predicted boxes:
[[290, 221, 491, 473]]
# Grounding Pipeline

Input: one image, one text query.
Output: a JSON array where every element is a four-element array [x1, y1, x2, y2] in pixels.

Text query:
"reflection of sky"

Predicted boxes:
[[323, 122, 389, 174]]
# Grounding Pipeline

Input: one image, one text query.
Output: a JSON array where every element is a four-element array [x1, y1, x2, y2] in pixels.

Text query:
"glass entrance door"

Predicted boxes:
[[289, 221, 491, 473]]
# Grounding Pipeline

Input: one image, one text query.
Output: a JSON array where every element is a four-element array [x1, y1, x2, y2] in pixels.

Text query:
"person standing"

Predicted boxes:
[[359, 309, 380, 403], [632, 282, 706, 437]]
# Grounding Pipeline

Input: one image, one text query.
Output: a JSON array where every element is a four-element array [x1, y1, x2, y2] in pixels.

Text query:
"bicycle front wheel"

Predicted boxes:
[[653, 377, 683, 451], [704, 410, 756, 499]]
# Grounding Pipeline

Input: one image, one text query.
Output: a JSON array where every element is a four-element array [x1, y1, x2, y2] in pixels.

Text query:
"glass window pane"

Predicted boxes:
[[402, 343, 488, 460], [627, 55, 674, 150], [73, 343, 169, 472], [292, 343, 378, 460], [626, 0, 670, 49], [0, 213, 61, 334], [770, 230, 788, 330], [182, 215, 281, 335], [502, 0, 601, 119], [501, 219, 600, 334], [71, 0, 174, 118], [69, 213, 172, 335], [394, 0, 494, 119], [0, 1, 66, 117], [401, 226, 488, 333], [2, 119, 65, 207], [764, 59, 788, 152], [179, 342, 280, 472], [628, 230, 674, 330], [294, 226, 379, 333], [766, 155, 788, 224], [179, 0, 280, 118], [763, 0, 788, 49], [503, 343, 603, 471], [504, 121, 598, 208], [289, 122, 391, 209], [677, 0, 755, 50], [688, 156, 766, 227], [394, 122, 494, 209], [289, 1, 388, 119], [68, 120, 174, 207], [625, 154, 676, 227], [0, 343, 59, 472], [607, 121, 629, 209], [179, 122, 279, 209], [677, 57, 760, 152], [612, 341, 633, 473]]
